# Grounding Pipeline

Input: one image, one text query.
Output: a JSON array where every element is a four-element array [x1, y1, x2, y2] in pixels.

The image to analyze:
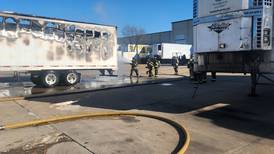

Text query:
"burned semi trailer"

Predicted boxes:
[[0, 11, 117, 87], [193, 0, 274, 95]]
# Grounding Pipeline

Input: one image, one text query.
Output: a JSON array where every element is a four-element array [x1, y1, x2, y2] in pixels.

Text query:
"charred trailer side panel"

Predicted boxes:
[[0, 12, 117, 72], [193, 0, 274, 74], [0, 12, 118, 87]]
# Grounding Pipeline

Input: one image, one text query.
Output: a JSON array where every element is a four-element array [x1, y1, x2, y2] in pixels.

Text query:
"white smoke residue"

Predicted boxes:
[[117, 51, 133, 76], [93, 2, 108, 20]]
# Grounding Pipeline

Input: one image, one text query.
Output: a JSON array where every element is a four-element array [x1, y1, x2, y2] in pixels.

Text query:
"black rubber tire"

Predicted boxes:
[[41, 71, 60, 88], [62, 71, 81, 86], [30, 73, 41, 85]]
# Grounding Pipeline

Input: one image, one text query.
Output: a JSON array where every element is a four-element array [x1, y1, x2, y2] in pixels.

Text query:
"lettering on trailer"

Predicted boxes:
[[193, 8, 262, 26], [210, 0, 230, 14], [208, 22, 231, 33]]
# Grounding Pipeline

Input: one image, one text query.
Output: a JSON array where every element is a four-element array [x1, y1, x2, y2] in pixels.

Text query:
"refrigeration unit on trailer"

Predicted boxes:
[[0, 11, 117, 87], [193, 0, 274, 95], [152, 43, 192, 63]]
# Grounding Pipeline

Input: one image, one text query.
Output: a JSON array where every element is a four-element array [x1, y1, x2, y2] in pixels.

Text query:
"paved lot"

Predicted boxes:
[[0, 66, 274, 153]]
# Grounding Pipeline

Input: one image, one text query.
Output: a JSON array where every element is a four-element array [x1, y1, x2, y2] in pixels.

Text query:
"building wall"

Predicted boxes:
[[172, 19, 193, 44], [118, 31, 173, 45], [150, 31, 173, 44], [118, 19, 193, 47]]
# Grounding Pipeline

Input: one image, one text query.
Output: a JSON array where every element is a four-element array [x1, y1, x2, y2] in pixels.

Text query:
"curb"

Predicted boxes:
[[0, 96, 24, 103], [25, 77, 185, 99]]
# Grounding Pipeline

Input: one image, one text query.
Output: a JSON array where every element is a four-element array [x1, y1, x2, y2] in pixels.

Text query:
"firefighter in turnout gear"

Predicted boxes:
[[188, 58, 195, 80], [146, 58, 154, 77], [153, 56, 161, 77], [172, 56, 179, 75], [130, 58, 139, 77]]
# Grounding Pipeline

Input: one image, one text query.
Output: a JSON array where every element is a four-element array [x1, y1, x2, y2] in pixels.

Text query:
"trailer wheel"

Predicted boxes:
[[41, 71, 60, 87], [63, 71, 80, 86]]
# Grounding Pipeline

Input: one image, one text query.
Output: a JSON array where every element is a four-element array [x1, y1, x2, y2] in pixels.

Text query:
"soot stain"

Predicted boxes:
[[56, 46, 65, 60], [120, 116, 140, 123], [47, 51, 54, 61], [23, 38, 30, 46]]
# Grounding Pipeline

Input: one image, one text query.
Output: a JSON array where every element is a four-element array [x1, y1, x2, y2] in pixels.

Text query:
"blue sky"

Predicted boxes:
[[0, 0, 193, 35]]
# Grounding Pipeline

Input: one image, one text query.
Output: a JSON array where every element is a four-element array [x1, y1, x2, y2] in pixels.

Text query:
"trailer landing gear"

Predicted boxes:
[[250, 72, 258, 97], [99, 69, 114, 76]]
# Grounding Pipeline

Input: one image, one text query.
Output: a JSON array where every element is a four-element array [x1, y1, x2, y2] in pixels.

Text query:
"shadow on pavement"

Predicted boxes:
[[26, 75, 274, 140], [195, 101, 274, 140]]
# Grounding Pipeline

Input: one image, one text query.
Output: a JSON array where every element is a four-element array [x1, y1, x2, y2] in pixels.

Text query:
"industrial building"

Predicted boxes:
[[118, 19, 193, 47]]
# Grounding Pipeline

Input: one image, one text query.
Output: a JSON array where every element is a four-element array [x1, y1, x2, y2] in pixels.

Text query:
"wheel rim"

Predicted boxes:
[[45, 73, 57, 86], [66, 73, 77, 84]]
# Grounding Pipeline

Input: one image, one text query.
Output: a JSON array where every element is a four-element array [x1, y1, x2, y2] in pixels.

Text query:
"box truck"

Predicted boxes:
[[0, 11, 117, 87], [193, 0, 274, 95], [152, 43, 192, 64]]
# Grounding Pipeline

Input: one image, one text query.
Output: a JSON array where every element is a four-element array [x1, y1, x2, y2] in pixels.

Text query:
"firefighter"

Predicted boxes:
[[130, 58, 139, 77], [146, 58, 154, 77], [153, 56, 161, 77], [201, 72, 207, 83], [188, 58, 195, 80], [172, 56, 179, 75]]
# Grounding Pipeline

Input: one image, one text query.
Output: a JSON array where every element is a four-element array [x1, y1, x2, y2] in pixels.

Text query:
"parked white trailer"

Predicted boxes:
[[152, 43, 192, 63], [193, 0, 274, 95], [0, 11, 117, 87]]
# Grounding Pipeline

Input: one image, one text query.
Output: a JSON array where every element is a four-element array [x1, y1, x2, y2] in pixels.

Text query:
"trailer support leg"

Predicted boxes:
[[248, 52, 262, 97], [250, 72, 258, 97], [13, 71, 19, 81]]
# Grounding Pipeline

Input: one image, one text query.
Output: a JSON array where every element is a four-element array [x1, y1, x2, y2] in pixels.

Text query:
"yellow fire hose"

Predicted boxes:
[[0, 112, 190, 154], [0, 97, 24, 103]]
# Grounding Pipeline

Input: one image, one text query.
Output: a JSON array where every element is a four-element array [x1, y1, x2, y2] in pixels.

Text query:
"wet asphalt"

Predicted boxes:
[[0, 65, 187, 98]]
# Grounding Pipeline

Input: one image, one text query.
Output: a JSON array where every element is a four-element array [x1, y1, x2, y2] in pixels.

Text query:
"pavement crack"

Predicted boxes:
[[47, 124, 96, 154], [14, 100, 40, 119], [14, 100, 95, 153], [62, 132, 96, 154]]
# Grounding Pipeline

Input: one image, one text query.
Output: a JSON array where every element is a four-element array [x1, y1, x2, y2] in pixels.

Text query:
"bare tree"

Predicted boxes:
[[121, 25, 145, 53]]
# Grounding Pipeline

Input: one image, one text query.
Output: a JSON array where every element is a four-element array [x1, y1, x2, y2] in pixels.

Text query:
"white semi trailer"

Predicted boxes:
[[193, 0, 274, 95], [0, 12, 117, 87], [152, 43, 192, 63]]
